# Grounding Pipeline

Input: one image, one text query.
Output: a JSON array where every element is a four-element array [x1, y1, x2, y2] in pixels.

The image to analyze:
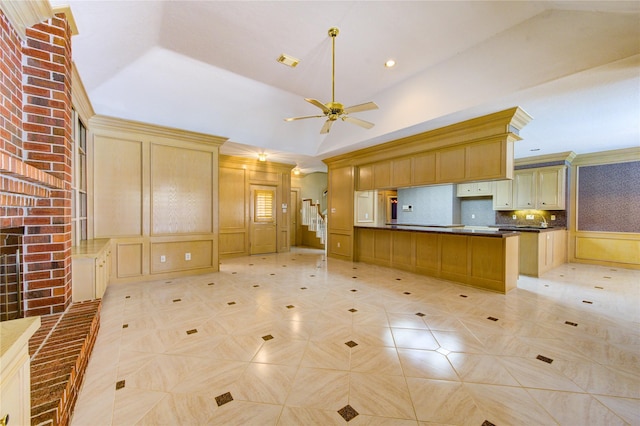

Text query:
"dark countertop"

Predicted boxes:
[[355, 224, 519, 238], [491, 225, 567, 233]]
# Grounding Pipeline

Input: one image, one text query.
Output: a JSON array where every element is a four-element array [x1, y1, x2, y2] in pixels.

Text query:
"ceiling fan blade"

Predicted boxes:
[[284, 115, 324, 122], [343, 115, 375, 129], [343, 101, 378, 114], [320, 119, 334, 134], [305, 98, 330, 113]]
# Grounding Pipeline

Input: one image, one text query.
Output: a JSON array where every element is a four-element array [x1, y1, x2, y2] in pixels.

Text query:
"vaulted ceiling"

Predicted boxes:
[[52, 1, 640, 172]]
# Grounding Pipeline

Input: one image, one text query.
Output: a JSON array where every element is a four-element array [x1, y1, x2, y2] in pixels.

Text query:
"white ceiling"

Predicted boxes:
[[53, 1, 640, 173]]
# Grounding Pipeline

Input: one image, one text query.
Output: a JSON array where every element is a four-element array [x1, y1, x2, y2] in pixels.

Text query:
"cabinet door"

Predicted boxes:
[[493, 180, 513, 210], [391, 157, 412, 188], [456, 183, 475, 197], [373, 161, 392, 189], [514, 170, 536, 209], [412, 152, 436, 185], [357, 164, 374, 190], [537, 167, 566, 209], [475, 181, 493, 195], [437, 146, 465, 182]]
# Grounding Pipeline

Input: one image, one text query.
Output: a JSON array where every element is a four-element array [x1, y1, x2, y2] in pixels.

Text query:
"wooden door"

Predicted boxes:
[[250, 185, 277, 254], [290, 189, 300, 246]]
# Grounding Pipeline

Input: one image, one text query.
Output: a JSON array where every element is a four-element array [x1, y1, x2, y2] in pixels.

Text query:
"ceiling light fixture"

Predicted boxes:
[[293, 168, 300, 175], [277, 53, 300, 68], [258, 153, 267, 162], [384, 59, 396, 68]]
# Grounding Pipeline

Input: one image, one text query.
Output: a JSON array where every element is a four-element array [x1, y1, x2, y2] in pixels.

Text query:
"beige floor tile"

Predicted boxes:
[[253, 337, 308, 366], [499, 356, 583, 392], [300, 340, 351, 370], [447, 352, 519, 386], [405, 378, 485, 425], [349, 372, 416, 420], [285, 367, 350, 411], [593, 395, 640, 425], [205, 400, 282, 425], [397, 349, 459, 381], [350, 345, 403, 376], [135, 392, 219, 425], [112, 386, 168, 426], [527, 389, 627, 426], [277, 406, 346, 425], [554, 358, 640, 398], [391, 328, 439, 350], [230, 362, 298, 405]]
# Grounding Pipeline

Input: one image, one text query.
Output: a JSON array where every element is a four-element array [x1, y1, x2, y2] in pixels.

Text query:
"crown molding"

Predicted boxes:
[[219, 154, 295, 173], [0, 0, 53, 40], [90, 115, 228, 147], [572, 147, 640, 166], [72, 62, 94, 124], [515, 151, 577, 166]]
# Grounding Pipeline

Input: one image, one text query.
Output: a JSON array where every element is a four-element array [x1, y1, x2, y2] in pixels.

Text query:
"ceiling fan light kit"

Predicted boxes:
[[285, 27, 378, 134]]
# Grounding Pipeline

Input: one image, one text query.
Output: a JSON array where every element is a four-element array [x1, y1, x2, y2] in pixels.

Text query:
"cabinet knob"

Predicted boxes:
[[1, 413, 9, 426]]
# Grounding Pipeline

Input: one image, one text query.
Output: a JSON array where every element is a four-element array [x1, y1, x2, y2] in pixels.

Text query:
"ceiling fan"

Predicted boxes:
[[285, 27, 378, 134]]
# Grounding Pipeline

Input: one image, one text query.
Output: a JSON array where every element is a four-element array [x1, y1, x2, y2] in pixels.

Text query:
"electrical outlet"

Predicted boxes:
[[551, 215, 556, 221], [471, 214, 475, 219], [512, 215, 517, 220], [160, 255, 166, 263], [337, 242, 341, 248], [525, 214, 535, 220], [185, 253, 191, 261]]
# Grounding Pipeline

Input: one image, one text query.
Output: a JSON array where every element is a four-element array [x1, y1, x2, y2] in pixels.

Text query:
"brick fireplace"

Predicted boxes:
[[1, 6, 74, 318]]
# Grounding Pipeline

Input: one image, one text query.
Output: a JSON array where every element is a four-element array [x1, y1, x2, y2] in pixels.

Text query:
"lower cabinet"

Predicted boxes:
[[519, 230, 567, 277], [72, 239, 112, 301], [355, 228, 519, 293]]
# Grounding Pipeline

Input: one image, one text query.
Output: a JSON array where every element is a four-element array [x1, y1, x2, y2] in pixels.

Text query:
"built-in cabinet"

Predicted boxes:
[[457, 181, 493, 197], [72, 239, 111, 301], [357, 139, 515, 191], [0, 317, 40, 426], [519, 229, 567, 277], [493, 165, 566, 210], [513, 166, 566, 210]]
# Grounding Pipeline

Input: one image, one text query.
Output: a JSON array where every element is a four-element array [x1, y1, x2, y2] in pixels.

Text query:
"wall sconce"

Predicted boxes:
[[293, 168, 300, 175], [258, 153, 267, 162]]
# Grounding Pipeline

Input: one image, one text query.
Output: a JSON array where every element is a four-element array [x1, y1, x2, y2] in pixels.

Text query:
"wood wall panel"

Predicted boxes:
[[219, 232, 246, 255], [219, 167, 246, 229], [576, 236, 640, 265], [151, 145, 213, 235], [151, 240, 213, 273], [116, 243, 143, 278], [94, 136, 142, 237]]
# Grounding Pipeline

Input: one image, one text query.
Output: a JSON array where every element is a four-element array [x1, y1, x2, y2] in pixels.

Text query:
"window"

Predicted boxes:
[[71, 109, 88, 245], [254, 190, 275, 222]]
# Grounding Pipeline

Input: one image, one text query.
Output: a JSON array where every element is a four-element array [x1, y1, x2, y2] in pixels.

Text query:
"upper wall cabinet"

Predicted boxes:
[[412, 152, 437, 186], [513, 166, 566, 210], [493, 180, 513, 210], [457, 181, 493, 197]]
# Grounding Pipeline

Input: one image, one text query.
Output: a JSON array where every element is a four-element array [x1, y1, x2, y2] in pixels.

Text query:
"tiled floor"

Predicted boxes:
[[71, 248, 640, 425]]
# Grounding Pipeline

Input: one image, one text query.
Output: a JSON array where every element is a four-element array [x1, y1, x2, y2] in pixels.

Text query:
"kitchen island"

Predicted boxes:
[[354, 225, 520, 293]]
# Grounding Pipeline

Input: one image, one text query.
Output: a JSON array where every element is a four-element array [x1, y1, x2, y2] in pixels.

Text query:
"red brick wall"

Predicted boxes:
[[1, 10, 74, 316]]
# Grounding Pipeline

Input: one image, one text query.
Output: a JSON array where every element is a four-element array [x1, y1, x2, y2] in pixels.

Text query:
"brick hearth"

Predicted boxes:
[[28, 300, 101, 426]]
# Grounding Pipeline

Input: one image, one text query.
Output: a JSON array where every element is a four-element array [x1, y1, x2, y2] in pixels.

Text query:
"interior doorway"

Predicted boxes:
[[250, 185, 277, 254]]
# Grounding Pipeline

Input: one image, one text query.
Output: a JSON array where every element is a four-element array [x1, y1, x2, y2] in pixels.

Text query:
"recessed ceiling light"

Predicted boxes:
[[277, 54, 300, 68], [384, 59, 396, 68], [258, 153, 267, 161], [530, 148, 541, 151]]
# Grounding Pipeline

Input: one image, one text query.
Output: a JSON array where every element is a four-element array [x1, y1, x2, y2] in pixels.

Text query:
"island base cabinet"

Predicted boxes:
[[519, 230, 567, 277], [355, 228, 519, 293]]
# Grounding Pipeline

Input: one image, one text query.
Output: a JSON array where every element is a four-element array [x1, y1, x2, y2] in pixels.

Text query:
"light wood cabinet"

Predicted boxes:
[[412, 152, 437, 185], [357, 164, 374, 190], [72, 239, 111, 301], [513, 166, 566, 210], [391, 157, 412, 187], [493, 180, 513, 210], [373, 161, 392, 189], [437, 146, 466, 182], [355, 227, 519, 293], [457, 182, 493, 197], [519, 229, 567, 276], [1, 317, 40, 426]]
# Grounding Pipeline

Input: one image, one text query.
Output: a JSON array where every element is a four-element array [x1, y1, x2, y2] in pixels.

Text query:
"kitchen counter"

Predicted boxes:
[[354, 225, 519, 293], [358, 224, 518, 238], [492, 225, 567, 233]]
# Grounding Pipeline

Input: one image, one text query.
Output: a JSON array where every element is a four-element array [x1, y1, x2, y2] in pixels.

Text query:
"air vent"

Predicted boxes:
[[277, 53, 299, 68]]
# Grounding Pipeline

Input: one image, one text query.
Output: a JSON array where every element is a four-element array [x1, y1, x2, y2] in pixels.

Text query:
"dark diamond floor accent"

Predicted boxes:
[[460, 294, 468, 298], [396, 278, 402, 281], [351, 289, 358, 292], [215, 392, 233, 406], [208, 282, 215, 286], [482, 420, 496, 426], [262, 334, 274, 341], [227, 301, 236, 305], [348, 308, 358, 313], [487, 316, 499, 321], [253, 284, 260, 287], [122, 324, 128, 328], [338, 405, 359, 422], [300, 287, 307, 290], [415, 312, 425, 317], [186, 329, 198, 335], [565, 321, 578, 327], [115, 380, 125, 390], [286, 305, 295, 309], [310, 275, 315, 277], [173, 299, 181, 302], [595, 286, 604, 289], [403, 292, 411, 295], [270, 273, 276, 276], [231, 272, 237, 274], [536, 354, 554, 364], [583, 300, 593, 304], [352, 276, 358, 279], [603, 276, 611, 279], [125, 296, 130, 299], [345, 340, 358, 348]]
